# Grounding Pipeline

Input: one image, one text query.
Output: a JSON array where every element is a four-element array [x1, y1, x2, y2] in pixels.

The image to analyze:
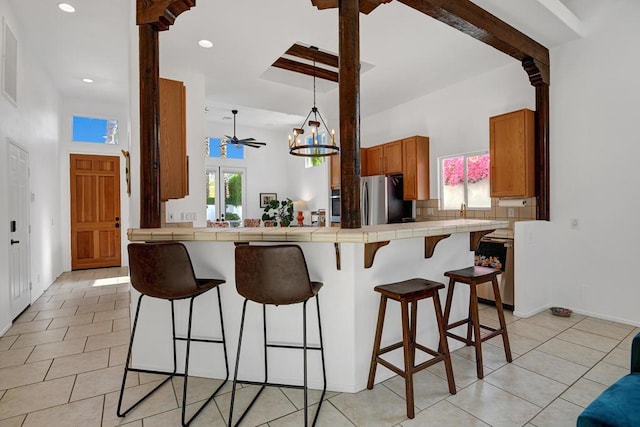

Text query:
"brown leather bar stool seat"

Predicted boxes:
[[118, 242, 229, 427], [229, 244, 326, 427], [442, 266, 512, 379], [367, 278, 456, 419]]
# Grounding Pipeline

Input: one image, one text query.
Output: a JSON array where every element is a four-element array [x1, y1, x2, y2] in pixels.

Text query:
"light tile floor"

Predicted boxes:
[[1, 267, 638, 426]]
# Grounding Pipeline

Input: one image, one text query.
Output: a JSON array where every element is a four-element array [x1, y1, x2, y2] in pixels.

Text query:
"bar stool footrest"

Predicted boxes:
[[266, 342, 323, 351], [174, 336, 225, 344], [375, 341, 448, 378], [446, 318, 471, 330]]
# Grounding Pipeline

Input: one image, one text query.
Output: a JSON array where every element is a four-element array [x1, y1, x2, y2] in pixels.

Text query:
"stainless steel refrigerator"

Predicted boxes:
[[361, 174, 413, 225]]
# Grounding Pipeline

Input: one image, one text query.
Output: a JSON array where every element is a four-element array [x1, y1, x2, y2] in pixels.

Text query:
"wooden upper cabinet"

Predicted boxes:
[[365, 145, 384, 176], [330, 153, 340, 189], [402, 136, 430, 200], [383, 140, 403, 174], [360, 147, 368, 178], [159, 77, 188, 201], [331, 148, 369, 187], [490, 109, 535, 198]]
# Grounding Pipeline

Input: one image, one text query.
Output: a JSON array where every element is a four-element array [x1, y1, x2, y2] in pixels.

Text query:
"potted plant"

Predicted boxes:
[[261, 198, 294, 227]]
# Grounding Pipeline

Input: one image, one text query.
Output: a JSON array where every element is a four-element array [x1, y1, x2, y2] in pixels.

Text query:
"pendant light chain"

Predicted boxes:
[[287, 50, 339, 157]]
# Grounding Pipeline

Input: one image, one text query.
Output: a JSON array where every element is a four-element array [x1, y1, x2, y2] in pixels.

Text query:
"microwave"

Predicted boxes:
[[330, 189, 340, 223]]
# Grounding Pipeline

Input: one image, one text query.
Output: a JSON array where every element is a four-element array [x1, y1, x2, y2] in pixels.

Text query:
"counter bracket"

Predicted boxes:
[[470, 230, 495, 251], [424, 234, 451, 258], [364, 241, 390, 268], [334, 243, 341, 270]]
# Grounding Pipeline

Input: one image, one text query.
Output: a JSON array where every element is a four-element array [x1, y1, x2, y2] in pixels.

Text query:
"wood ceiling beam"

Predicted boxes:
[[272, 57, 339, 83], [137, 0, 195, 30], [285, 44, 339, 69], [397, 0, 550, 85], [311, 0, 392, 15]]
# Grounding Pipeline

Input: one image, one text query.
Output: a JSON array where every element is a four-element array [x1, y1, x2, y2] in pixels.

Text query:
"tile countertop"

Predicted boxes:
[[128, 219, 509, 244]]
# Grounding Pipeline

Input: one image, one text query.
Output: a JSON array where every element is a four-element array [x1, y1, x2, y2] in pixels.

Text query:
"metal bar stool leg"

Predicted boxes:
[[229, 301, 268, 427], [303, 300, 309, 426], [313, 294, 327, 426], [117, 295, 176, 417], [181, 297, 195, 426], [181, 290, 229, 426], [216, 286, 230, 381], [228, 299, 248, 427]]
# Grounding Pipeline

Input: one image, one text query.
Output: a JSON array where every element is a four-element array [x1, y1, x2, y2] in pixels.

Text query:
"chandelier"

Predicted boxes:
[[288, 56, 339, 157]]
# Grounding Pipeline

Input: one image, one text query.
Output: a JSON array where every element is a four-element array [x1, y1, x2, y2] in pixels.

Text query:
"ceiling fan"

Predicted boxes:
[[222, 109, 266, 149]]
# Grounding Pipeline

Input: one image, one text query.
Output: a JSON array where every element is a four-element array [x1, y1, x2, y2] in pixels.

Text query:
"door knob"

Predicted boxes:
[[10, 239, 19, 245], [115, 223, 120, 228]]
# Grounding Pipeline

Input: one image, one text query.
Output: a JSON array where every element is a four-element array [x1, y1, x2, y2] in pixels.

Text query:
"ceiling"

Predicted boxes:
[[7, 0, 587, 131]]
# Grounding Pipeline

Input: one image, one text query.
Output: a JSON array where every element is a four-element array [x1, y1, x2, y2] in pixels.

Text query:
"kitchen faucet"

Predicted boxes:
[[460, 203, 467, 218]]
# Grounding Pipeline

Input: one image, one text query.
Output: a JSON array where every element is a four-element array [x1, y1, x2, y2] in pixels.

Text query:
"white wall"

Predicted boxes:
[[542, 0, 640, 325], [361, 61, 535, 198], [0, 0, 64, 332]]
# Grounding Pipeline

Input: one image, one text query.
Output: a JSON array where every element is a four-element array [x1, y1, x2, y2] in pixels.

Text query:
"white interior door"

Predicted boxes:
[[206, 166, 246, 226], [8, 141, 31, 319]]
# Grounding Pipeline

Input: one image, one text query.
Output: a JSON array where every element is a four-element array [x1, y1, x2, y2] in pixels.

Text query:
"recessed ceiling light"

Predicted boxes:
[[58, 3, 75, 13], [198, 39, 213, 49], [82, 78, 94, 83]]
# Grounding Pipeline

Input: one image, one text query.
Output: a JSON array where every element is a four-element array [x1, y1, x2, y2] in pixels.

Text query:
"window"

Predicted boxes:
[[207, 137, 244, 160], [301, 135, 327, 168], [72, 115, 119, 144], [206, 167, 246, 227], [439, 151, 490, 210]]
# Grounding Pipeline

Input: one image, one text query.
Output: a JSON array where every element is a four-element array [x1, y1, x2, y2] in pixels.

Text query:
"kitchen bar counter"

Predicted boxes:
[[128, 219, 508, 243], [128, 219, 508, 269], [126, 219, 508, 393]]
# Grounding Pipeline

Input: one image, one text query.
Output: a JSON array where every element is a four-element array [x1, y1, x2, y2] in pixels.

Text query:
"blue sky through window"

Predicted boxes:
[[208, 137, 244, 159], [72, 115, 119, 144]]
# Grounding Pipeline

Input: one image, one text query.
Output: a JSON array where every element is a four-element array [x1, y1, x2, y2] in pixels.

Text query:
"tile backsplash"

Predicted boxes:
[[416, 197, 536, 229]]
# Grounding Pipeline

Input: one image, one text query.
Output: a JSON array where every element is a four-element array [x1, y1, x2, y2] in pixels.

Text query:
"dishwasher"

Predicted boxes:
[[474, 237, 514, 310]]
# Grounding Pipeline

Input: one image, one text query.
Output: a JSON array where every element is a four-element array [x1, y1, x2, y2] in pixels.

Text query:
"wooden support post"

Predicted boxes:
[[139, 24, 161, 229], [339, 0, 362, 229], [136, 0, 195, 228], [523, 57, 550, 221]]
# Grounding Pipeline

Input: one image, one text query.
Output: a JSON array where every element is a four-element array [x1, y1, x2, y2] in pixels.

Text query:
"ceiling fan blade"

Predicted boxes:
[[243, 143, 263, 148], [224, 135, 236, 141]]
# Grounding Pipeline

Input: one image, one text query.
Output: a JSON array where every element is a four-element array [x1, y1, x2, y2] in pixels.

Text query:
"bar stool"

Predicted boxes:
[[442, 266, 512, 379], [118, 242, 229, 427], [367, 278, 456, 419], [229, 244, 326, 427]]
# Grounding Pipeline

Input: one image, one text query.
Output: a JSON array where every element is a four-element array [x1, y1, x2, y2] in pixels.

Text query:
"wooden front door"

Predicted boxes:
[[70, 154, 121, 270]]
